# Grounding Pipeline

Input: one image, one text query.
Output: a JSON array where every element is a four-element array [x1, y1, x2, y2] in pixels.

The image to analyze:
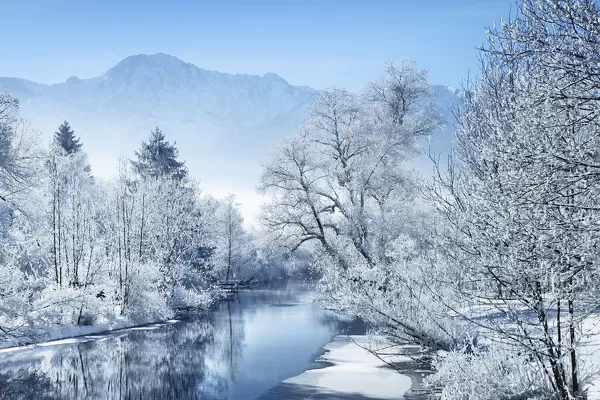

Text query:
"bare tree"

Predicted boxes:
[[217, 195, 247, 282]]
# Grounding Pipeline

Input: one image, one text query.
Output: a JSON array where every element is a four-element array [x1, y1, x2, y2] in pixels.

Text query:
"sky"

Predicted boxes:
[[1, 0, 514, 226], [1, 0, 513, 91]]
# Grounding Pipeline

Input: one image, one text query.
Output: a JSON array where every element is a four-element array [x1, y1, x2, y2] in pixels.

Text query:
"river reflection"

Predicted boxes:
[[0, 284, 362, 400]]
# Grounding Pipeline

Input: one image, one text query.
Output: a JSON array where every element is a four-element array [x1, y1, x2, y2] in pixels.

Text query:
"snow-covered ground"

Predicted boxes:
[[0, 317, 181, 352], [259, 320, 600, 399], [260, 335, 413, 399], [579, 315, 600, 399]]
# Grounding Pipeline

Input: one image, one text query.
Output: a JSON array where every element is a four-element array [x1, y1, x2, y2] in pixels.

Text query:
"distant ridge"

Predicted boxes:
[[0, 53, 457, 217]]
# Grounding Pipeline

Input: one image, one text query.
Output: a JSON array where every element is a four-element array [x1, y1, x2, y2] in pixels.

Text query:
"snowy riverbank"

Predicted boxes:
[[259, 335, 422, 400], [0, 316, 183, 353], [0, 294, 221, 351]]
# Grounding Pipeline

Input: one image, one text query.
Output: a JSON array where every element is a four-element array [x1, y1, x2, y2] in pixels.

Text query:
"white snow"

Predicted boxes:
[[579, 315, 600, 399], [0, 318, 182, 353], [282, 335, 412, 399]]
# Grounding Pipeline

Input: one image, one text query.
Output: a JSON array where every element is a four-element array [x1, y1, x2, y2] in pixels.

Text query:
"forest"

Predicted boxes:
[[0, 111, 299, 344]]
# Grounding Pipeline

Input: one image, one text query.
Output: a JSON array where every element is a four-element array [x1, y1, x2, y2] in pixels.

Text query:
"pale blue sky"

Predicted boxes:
[[1, 0, 512, 90]]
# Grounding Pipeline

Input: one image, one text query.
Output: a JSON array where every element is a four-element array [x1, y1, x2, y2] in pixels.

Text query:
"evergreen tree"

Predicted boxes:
[[53, 121, 82, 154], [132, 127, 187, 180]]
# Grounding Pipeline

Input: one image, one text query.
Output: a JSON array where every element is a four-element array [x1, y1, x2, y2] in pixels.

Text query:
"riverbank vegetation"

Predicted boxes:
[[0, 106, 296, 348], [261, 1, 600, 398]]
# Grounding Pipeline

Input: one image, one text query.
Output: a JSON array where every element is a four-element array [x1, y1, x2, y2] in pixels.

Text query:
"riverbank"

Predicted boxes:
[[0, 317, 183, 354], [0, 288, 221, 351], [259, 335, 431, 400], [0, 285, 357, 399]]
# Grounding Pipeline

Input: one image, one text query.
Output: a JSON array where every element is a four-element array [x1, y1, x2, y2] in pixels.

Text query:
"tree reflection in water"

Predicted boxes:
[[0, 284, 357, 400]]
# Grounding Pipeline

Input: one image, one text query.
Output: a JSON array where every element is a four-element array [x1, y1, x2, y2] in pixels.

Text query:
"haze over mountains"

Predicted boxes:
[[0, 53, 456, 222]]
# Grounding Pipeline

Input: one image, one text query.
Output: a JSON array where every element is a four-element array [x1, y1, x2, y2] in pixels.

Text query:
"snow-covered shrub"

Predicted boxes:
[[32, 285, 112, 326], [123, 262, 171, 322], [171, 285, 217, 310], [0, 260, 34, 344], [427, 344, 552, 400], [316, 230, 470, 352]]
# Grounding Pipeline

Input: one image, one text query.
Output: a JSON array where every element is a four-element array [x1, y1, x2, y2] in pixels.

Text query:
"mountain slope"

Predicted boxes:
[[0, 54, 458, 221]]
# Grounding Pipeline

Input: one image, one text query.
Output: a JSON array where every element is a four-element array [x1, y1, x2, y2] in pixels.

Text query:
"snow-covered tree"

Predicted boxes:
[[261, 62, 448, 349], [216, 195, 250, 282], [427, 1, 600, 397], [53, 121, 82, 155], [104, 159, 218, 312], [0, 93, 39, 207], [132, 127, 187, 180], [46, 137, 97, 289]]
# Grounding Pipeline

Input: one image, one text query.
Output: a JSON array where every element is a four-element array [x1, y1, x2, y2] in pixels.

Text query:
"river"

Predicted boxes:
[[0, 284, 363, 400]]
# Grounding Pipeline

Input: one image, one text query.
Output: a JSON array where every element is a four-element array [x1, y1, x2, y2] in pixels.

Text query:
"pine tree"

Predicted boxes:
[[53, 121, 82, 154], [132, 127, 187, 180]]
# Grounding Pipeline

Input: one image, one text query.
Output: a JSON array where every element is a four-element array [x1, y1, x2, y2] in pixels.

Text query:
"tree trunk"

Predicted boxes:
[[569, 298, 579, 396], [52, 184, 59, 284]]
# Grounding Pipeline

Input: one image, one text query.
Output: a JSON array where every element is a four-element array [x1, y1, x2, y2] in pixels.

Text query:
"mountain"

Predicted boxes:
[[4, 53, 315, 129], [0, 53, 458, 221]]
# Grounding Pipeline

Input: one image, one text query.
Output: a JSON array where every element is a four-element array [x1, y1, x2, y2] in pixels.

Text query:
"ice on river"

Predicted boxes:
[[260, 335, 412, 399]]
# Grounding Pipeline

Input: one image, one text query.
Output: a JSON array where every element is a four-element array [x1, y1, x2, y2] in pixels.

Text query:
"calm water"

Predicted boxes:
[[0, 284, 362, 400]]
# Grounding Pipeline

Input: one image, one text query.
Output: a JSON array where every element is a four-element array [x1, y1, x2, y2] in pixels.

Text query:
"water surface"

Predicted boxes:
[[0, 284, 361, 400]]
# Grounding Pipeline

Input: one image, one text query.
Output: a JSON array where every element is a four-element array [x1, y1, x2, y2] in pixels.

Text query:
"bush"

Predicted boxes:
[[426, 344, 552, 400]]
